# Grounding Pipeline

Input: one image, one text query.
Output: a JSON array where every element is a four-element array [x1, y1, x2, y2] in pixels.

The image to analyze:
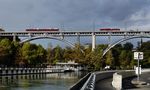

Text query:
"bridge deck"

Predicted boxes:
[[0, 31, 150, 37]]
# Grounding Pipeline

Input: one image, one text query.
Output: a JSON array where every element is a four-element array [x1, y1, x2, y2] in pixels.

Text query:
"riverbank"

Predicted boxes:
[[0, 67, 64, 76], [0, 71, 87, 90]]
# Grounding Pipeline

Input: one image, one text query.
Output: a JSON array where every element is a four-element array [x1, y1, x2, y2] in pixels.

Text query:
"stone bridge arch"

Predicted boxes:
[[20, 36, 84, 53], [102, 35, 150, 57], [20, 36, 75, 47]]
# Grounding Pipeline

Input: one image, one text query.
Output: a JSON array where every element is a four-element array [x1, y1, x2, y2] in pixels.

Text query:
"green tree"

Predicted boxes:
[[93, 45, 103, 70], [105, 50, 114, 67], [63, 47, 74, 62], [20, 43, 46, 67], [72, 44, 85, 63], [0, 38, 15, 66], [139, 41, 150, 67], [112, 44, 123, 69], [119, 50, 133, 69], [85, 44, 104, 70], [123, 42, 133, 50], [53, 45, 63, 64], [46, 46, 53, 64], [36, 45, 46, 65]]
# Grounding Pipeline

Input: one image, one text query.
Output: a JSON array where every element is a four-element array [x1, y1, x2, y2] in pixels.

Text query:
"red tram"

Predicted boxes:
[[100, 28, 120, 32]]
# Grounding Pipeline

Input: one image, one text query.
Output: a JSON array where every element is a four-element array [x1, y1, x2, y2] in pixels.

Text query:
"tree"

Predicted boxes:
[[19, 43, 46, 67], [115, 42, 133, 69], [112, 44, 123, 69], [72, 44, 85, 63], [36, 45, 47, 65], [92, 45, 104, 70], [123, 42, 133, 50], [53, 45, 63, 64], [0, 38, 15, 66], [84, 44, 104, 70], [105, 50, 114, 67], [46, 46, 53, 64], [119, 50, 127, 69], [63, 47, 74, 62], [119, 50, 133, 69], [139, 41, 150, 68]]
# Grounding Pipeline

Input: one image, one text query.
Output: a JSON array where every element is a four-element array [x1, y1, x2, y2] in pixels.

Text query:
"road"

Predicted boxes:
[[139, 72, 150, 83], [129, 72, 150, 90], [95, 76, 115, 90], [95, 71, 150, 90]]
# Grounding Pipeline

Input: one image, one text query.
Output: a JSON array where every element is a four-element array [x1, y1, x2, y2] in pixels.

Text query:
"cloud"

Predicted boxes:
[[0, 0, 150, 31]]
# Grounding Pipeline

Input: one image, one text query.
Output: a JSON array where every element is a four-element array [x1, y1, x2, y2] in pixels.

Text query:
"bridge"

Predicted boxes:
[[1, 30, 150, 54]]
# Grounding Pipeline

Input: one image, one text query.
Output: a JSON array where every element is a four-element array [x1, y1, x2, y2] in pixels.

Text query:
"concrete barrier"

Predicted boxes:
[[112, 73, 122, 90], [112, 70, 135, 90], [141, 68, 150, 73]]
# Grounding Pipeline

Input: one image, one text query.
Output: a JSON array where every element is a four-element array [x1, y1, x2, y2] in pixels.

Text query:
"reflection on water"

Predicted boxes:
[[0, 71, 87, 90]]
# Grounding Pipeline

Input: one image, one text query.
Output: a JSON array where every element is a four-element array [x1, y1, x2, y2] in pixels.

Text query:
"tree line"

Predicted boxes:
[[0, 38, 150, 70]]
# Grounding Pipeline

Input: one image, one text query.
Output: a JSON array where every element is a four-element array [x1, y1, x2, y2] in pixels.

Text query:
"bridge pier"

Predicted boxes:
[[108, 35, 111, 47], [13, 34, 16, 42], [92, 33, 96, 51], [28, 33, 32, 38], [77, 34, 80, 46], [60, 35, 64, 40]]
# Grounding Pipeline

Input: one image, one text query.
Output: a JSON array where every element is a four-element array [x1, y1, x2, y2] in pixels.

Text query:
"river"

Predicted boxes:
[[0, 71, 87, 90]]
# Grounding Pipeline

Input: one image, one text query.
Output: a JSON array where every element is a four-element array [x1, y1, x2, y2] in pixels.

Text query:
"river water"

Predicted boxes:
[[0, 72, 87, 90]]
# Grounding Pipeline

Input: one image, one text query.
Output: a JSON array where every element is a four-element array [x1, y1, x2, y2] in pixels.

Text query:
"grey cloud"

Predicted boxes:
[[46, 0, 149, 21], [41, 0, 150, 29], [0, 0, 150, 31]]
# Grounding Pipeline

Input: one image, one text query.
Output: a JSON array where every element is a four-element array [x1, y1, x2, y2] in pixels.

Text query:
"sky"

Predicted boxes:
[[0, 0, 150, 47], [0, 0, 150, 31]]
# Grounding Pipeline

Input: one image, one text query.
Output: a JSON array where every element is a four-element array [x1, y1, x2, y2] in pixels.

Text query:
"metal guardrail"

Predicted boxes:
[[70, 73, 91, 90], [70, 71, 116, 90], [80, 71, 116, 90], [81, 73, 96, 90]]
